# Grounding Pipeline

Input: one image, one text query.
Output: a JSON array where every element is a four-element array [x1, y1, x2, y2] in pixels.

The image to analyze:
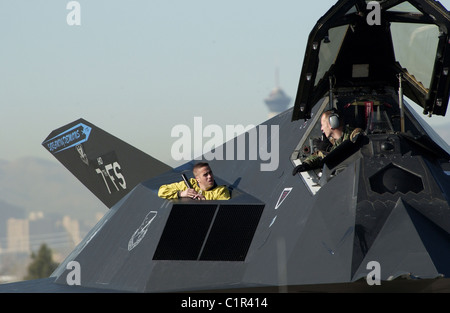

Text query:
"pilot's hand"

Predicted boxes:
[[292, 163, 311, 175], [314, 136, 331, 152], [351, 132, 361, 143]]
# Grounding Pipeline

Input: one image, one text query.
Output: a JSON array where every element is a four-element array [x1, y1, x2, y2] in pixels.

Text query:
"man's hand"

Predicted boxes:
[[292, 163, 311, 175], [193, 193, 206, 201], [180, 189, 205, 200]]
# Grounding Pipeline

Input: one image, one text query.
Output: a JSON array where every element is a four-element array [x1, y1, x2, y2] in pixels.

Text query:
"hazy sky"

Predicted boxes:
[[2, 0, 450, 167]]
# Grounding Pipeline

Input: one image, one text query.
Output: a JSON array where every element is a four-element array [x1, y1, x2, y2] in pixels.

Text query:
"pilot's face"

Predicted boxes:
[[195, 166, 214, 191], [321, 114, 332, 138]]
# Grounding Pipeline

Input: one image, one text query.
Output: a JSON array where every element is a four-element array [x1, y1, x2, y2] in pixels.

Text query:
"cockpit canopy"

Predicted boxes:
[[292, 0, 450, 121]]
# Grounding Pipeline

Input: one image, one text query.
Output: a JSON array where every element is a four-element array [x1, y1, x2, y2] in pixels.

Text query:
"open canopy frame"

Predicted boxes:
[[292, 0, 450, 121]]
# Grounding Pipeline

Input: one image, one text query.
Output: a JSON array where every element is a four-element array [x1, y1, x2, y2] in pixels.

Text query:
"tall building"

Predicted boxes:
[[62, 215, 81, 246], [264, 68, 291, 118], [7, 218, 29, 253]]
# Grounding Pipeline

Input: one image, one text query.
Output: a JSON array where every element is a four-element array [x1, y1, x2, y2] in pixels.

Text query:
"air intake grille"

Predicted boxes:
[[153, 204, 264, 261], [369, 163, 424, 194]]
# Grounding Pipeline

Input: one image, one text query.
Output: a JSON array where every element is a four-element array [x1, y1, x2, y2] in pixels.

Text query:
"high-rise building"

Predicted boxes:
[[7, 218, 29, 253], [62, 215, 81, 246]]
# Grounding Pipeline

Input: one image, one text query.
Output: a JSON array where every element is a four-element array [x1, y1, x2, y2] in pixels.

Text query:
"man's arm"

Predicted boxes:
[[158, 181, 186, 199], [292, 151, 326, 175], [159, 179, 206, 200]]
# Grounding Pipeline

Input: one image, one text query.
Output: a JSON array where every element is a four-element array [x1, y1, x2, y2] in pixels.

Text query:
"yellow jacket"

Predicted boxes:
[[158, 178, 231, 200]]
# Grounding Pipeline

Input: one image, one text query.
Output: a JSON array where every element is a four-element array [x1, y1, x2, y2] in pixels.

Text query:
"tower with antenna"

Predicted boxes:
[[264, 67, 291, 118]]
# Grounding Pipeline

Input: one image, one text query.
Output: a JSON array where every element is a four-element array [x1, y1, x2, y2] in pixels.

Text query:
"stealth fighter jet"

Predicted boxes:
[[2, 0, 450, 293]]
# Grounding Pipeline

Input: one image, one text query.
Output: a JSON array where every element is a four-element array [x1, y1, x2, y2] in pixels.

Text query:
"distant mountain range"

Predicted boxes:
[[0, 157, 107, 223]]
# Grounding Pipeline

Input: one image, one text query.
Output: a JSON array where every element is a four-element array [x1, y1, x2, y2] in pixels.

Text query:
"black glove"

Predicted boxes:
[[292, 163, 311, 175], [313, 135, 332, 152]]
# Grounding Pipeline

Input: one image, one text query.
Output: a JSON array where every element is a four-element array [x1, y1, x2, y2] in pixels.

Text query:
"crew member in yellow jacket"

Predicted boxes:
[[158, 162, 231, 200]]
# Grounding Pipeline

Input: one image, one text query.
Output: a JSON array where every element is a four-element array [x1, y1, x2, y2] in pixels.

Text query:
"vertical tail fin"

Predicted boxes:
[[42, 118, 172, 208]]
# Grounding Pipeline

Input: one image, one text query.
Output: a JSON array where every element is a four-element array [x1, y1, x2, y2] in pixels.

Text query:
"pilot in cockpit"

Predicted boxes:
[[292, 109, 363, 175]]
